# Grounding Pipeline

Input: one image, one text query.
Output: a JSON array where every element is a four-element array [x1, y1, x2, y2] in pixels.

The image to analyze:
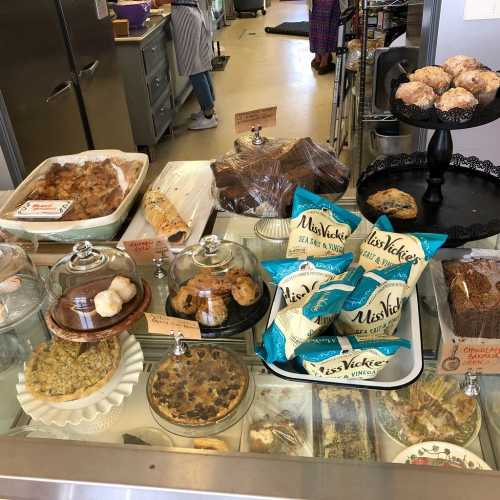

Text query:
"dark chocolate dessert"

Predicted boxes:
[[443, 259, 500, 338]]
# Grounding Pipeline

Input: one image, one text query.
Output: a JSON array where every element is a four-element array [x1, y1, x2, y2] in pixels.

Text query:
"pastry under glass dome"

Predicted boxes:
[[46, 241, 144, 332], [166, 235, 269, 336]]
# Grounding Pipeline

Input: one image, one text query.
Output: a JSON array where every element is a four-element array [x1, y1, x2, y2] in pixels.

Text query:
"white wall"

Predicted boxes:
[[0, 145, 14, 190], [433, 0, 500, 162]]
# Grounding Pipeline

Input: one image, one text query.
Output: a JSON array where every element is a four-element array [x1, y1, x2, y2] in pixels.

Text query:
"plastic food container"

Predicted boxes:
[[147, 341, 255, 437], [0, 150, 148, 242], [112, 1, 152, 29]]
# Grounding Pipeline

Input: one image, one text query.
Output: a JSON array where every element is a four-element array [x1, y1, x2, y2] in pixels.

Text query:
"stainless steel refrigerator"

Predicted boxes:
[[0, 0, 135, 185]]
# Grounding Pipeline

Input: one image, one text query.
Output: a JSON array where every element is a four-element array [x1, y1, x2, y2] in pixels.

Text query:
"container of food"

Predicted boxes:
[[147, 341, 255, 437], [45, 241, 150, 341], [165, 234, 270, 337], [0, 150, 148, 241], [112, 1, 152, 29]]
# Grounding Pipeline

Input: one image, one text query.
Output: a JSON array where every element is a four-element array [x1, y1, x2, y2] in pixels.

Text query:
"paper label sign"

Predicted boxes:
[[122, 237, 173, 265], [144, 313, 201, 339], [235, 106, 277, 133], [15, 200, 73, 219]]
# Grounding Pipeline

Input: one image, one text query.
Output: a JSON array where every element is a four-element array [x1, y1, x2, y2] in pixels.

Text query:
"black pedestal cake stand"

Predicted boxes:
[[357, 74, 500, 247]]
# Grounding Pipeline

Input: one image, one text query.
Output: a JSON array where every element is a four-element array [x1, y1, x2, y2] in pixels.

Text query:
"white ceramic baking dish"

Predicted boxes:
[[0, 150, 148, 242]]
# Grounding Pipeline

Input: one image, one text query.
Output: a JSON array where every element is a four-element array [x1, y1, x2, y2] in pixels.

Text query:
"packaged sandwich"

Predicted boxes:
[[257, 267, 364, 364], [357, 215, 447, 296], [296, 334, 411, 380], [286, 188, 361, 259], [261, 253, 353, 305], [334, 262, 412, 337]]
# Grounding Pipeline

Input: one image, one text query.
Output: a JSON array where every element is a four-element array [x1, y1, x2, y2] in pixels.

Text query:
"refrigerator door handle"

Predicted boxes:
[[79, 59, 100, 79], [46, 80, 73, 103]]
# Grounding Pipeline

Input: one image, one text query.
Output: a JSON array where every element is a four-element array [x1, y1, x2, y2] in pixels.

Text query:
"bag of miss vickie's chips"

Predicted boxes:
[[357, 215, 447, 296], [262, 253, 353, 305], [286, 187, 361, 259], [257, 266, 364, 364]]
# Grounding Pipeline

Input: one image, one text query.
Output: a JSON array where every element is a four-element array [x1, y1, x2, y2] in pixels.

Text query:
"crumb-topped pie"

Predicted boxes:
[[148, 345, 249, 426], [25, 337, 120, 402]]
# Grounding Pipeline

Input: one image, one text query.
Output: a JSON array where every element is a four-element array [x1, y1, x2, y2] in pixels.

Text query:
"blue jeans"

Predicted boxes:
[[189, 71, 215, 114]]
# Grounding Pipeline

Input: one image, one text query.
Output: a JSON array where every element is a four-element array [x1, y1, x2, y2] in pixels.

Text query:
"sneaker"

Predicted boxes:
[[190, 110, 217, 120], [188, 115, 218, 130]]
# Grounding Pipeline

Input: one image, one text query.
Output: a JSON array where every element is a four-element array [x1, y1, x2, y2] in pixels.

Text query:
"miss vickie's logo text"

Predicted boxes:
[[283, 281, 320, 303], [366, 230, 421, 264], [296, 213, 347, 242], [353, 292, 402, 324]]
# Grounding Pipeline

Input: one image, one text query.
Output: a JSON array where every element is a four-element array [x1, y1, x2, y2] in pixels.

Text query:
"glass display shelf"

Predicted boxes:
[[1, 208, 500, 500]]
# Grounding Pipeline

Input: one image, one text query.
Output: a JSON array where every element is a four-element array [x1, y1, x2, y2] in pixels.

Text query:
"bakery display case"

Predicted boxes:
[[1, 202, 500, 500]]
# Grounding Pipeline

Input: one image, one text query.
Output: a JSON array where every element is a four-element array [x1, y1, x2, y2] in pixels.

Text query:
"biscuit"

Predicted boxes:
[[367, 188, 418, 220]]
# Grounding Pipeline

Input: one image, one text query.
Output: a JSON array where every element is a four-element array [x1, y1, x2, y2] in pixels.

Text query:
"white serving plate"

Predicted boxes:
[[261, 285, 423, 390], [118, 160, 214, 253], [0, 150, 148, 241], [16, 331, 143, 427], [240, 373, 314, 457], [393, 441, 491, 470]]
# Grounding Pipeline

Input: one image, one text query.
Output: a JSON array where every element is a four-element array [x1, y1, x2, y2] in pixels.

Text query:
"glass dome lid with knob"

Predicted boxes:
[[166, 235, 270, 337], [47, 241, 144, 333]]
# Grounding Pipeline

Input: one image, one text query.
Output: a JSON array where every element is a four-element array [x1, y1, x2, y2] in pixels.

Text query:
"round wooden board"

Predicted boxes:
[[46, 279, 151, 342]]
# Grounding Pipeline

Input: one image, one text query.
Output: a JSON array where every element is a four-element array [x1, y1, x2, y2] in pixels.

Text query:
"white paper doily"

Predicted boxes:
[[16, 331, 143, 427]]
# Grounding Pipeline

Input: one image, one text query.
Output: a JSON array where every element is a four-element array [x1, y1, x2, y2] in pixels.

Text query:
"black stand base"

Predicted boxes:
[[424, 129, 452, 204]]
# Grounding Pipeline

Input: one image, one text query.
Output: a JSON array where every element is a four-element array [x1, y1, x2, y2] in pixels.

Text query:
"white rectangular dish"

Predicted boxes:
[[0, 150, 148, 242], [261, 286, 423, 390], [118, 161, 215, 253]]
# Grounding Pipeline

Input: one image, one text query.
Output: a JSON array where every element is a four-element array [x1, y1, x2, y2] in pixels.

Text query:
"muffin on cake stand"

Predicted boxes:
[[357, 73, 500, 247]]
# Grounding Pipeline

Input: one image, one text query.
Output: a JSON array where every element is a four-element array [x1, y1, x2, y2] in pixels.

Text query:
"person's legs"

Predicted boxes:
[[189, 72, 215, 117], [204, 71, 215, 103]]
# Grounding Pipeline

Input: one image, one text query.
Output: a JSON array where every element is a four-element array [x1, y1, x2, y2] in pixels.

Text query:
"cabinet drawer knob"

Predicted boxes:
[[151, 46, 157, 52], [154, 77, 161, 87]]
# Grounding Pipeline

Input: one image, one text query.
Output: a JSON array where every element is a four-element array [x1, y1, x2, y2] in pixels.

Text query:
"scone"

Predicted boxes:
[[442, 55, 481, 78], [478, 71, 500, 104], [435, 87, 478, 121], [231, 276, 260, 306], [395, 81, 437, 109], [454, 70, 487, 96], [196, 296, 228, 326], [171, 285, 199, 315], [409, 66, 451, 95], [366, 188, 418, 220]]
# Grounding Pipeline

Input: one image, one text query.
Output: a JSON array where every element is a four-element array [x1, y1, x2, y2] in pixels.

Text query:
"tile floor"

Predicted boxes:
[[150, 0, 334, 176]]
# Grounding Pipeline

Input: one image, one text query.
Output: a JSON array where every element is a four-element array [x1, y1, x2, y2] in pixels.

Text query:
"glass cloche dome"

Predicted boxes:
[[46, 241, 144, 331]]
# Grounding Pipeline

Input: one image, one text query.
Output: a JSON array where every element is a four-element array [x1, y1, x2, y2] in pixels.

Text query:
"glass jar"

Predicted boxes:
[[46, 241, 144, 331], [166, 235, 266, 333]]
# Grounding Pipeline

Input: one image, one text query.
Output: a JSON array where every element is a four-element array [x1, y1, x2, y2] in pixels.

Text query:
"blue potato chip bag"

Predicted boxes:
[[296, 334, 411, 380], [261, 253, 353, 305], [286, 187, 362, 258], [257, 266, 364, 364], [358, 215, 447, 296], [334, 262, 412, 337]]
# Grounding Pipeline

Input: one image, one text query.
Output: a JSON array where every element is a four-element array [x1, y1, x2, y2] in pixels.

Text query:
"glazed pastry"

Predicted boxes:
[[409, 66, 451, 94], [435, 87, 478, 112], [478, 71, 500, 104], [367, 188, 418, 220], [171, 285, 200, 316], [454, 70, 488, 95], [109, 276, 137, 303], [442, 55, 481, 78], [143, 189, 190, 244], [395, 81, 437, 109], [193, 438, 230, 452], [231, 276, 260, 306], [196, 296, 228, 326], [94, 289, 123, 318]]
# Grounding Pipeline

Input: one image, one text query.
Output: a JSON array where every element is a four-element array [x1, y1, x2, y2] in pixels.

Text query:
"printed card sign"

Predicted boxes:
[[234, 106, 277, 133], [122, 237, 173, 265], [144, 313, 201, 339], [15, 200, 73, 219]]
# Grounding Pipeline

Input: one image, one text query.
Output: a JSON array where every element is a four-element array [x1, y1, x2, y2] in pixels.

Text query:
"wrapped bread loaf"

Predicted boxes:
[[143, 189, 190, 244]]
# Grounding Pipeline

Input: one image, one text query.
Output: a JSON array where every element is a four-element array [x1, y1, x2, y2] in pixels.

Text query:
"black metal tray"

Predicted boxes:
[[165, 283, 271, 338], [357, 153, 500, 247]]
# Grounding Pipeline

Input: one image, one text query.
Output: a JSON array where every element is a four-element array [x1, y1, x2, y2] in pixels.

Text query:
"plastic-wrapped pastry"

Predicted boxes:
[[409, 66, 451, 95], [435, 87, 478, 112], [395, 81, 437, 109], [442, 55, 481, 79]]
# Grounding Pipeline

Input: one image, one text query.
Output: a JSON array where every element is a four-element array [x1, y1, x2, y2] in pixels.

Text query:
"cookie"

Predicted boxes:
[[188, 273, 232, 298], [366, 188, 418, 220], [231, 276, 260, 306], [196, 296, 228, 326], [171, 285, 200, 315]]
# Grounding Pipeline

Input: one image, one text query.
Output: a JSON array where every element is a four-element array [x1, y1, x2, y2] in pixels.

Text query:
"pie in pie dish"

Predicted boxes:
[[25, 337, 120, 402], [148, 345, 249, 426]]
